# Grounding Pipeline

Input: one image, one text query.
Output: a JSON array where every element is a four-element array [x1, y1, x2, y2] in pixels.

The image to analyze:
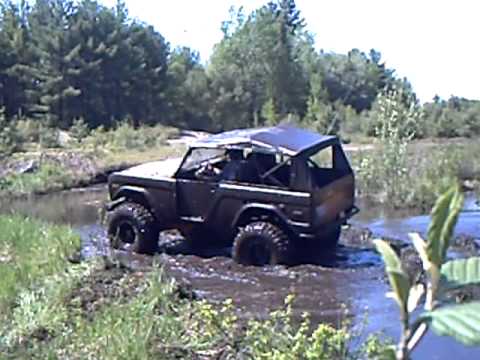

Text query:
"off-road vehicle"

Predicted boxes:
[[105, 124, 358, 265]]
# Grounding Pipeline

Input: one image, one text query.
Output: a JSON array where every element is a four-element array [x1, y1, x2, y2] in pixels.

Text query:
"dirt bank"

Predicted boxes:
[[0, 151, 137, 198]]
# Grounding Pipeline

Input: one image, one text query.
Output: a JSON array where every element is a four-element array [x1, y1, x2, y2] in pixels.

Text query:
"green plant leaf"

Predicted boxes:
[[410, 233, 432, 271], [420, 302, 480, 346], [374, 239, 410, 313], [408, 283, 425, 313], [440, 257, 480, 290], [426, 184, 464, 266]]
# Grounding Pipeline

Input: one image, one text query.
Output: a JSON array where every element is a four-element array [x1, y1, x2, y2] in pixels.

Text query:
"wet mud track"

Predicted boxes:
[[80, 223, 385, 324], [2, 187, 480, 359]]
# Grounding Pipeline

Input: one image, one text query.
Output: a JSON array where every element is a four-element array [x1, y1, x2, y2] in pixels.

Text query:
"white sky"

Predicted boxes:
[[101, 0, 480, 102]]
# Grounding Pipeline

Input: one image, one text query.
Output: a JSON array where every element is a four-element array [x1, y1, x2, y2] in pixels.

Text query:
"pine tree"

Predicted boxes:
[[0, 0, 31, 119], [26, 0, 81, 127]]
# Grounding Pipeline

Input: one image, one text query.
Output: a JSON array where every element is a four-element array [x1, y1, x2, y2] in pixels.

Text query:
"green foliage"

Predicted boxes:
[[419, 303, 480, 346], [15, 118, 43, 143], [426, 186, 464, 266], [363, 334, 396, 360], [0, 245, 388, 358], [86, 121, 179, 151], [0, 215, 80, 319], [69, 117, 90, 144], [0, 217, 391, 359], [0, 161, 72, 195], [364, 86, 423, 138], [0, 107, 22, 155], [304, 100, 340, 134], [356, 89, 417, 207], [261, 98, 279, 126], [374, 240, 410, 315], [376, 185, 480, 359], [440, 257, 480, 290], [38, 124, 60, 149], [1, 0, 476, 136], [423, 97, 480, 138]]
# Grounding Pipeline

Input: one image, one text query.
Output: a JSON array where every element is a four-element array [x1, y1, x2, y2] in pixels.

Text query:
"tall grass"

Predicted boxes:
[[0, 216, 80, 319], [352, 141, 480, 210]]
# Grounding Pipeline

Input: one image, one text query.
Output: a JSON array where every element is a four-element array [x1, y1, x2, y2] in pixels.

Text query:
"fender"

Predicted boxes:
[[107, 185, 154, 211], [232, 202, 294, 233]]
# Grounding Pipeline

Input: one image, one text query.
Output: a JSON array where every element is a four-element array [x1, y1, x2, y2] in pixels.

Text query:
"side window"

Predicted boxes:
[[309, 146, 333, 169], [180, 148, 225, 172], [177, 148, 226, 180], [254, 153, 292, 188]]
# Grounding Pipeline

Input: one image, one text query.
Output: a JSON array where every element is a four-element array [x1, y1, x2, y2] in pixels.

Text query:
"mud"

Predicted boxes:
[[1, 188, 480, 359]]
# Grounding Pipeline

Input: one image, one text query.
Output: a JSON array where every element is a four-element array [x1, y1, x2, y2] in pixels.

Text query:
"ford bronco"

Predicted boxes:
[[105, 124, 358, 265]]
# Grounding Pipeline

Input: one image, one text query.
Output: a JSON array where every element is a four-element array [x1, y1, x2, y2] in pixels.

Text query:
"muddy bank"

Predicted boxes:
[[0, 151, 136, 199]]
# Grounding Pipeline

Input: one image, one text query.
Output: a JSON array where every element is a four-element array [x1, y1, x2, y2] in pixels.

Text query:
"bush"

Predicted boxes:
[[356, 90, 416, 207], [362, 88, 423, 139], [69, 118, 90, 144], [39, 125, 60, 149], [81, 121, 179, 151], [15, 118, 43, 143]]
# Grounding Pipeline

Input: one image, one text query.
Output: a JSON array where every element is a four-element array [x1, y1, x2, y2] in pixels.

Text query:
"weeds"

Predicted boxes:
[[0, 216, 80, 321], [352, 89, 480, 210]]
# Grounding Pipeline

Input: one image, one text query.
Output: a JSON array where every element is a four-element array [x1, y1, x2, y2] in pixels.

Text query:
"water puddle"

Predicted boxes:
[[2, 187, 479, 359]]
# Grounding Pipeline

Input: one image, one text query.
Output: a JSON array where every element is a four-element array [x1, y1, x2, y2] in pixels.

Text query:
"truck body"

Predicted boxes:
[[106, 124, 358, 265]]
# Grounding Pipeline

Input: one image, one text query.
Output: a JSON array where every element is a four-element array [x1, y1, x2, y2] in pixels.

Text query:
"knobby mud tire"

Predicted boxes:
[[107, 202, 159, 254], [232, 221, 292, 266]]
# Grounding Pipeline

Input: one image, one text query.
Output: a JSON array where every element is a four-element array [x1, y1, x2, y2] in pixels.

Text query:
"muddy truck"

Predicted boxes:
[[105, 124, 358, 265]]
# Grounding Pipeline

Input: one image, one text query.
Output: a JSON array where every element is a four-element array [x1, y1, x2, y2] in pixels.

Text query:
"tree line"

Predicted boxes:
[[0, 0, 478, 137]]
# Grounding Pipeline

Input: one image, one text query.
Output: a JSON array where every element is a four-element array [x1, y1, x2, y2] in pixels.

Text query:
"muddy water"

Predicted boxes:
[[2, 188, 480, 359]]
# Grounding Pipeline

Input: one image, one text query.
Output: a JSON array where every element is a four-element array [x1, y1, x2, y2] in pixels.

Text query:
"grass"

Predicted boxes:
[[0, 162, 75, 196], [0, 216, 390, 359], [0, 216, 80, 321]]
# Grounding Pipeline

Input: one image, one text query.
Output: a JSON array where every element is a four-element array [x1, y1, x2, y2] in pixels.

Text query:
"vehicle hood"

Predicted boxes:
[[118, 157, 183, 179]]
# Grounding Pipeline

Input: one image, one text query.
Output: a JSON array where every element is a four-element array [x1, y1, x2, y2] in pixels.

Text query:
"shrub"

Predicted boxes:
[[69, 117, 90, 144], [15, 118, 43, 143], [356, 90, 416, 207], [363, 88, 424, 139], [39, 125, 60, 149]]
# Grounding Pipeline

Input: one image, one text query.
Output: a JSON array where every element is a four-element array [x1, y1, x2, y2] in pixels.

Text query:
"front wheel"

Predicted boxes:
[[232, 222, 292, 266], [107, 202, 159, 254]]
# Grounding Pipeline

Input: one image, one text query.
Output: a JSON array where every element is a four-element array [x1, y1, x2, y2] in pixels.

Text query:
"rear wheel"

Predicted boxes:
[[232, 222, 292, 266], [107, 202, 159, 254]]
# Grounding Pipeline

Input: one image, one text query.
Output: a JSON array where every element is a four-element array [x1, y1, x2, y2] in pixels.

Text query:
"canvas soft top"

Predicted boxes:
[[191, 124, 338, 156]]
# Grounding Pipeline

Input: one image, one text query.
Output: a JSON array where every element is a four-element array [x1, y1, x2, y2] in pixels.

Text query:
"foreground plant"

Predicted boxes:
[[374, 184, 480, 359]]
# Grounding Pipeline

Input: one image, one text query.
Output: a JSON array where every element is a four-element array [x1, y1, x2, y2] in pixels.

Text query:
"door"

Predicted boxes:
[[176, 179, 217, 221]]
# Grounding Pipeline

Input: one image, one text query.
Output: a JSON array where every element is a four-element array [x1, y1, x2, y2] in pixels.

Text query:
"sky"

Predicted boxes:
[[101, 0, 480, 102]]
